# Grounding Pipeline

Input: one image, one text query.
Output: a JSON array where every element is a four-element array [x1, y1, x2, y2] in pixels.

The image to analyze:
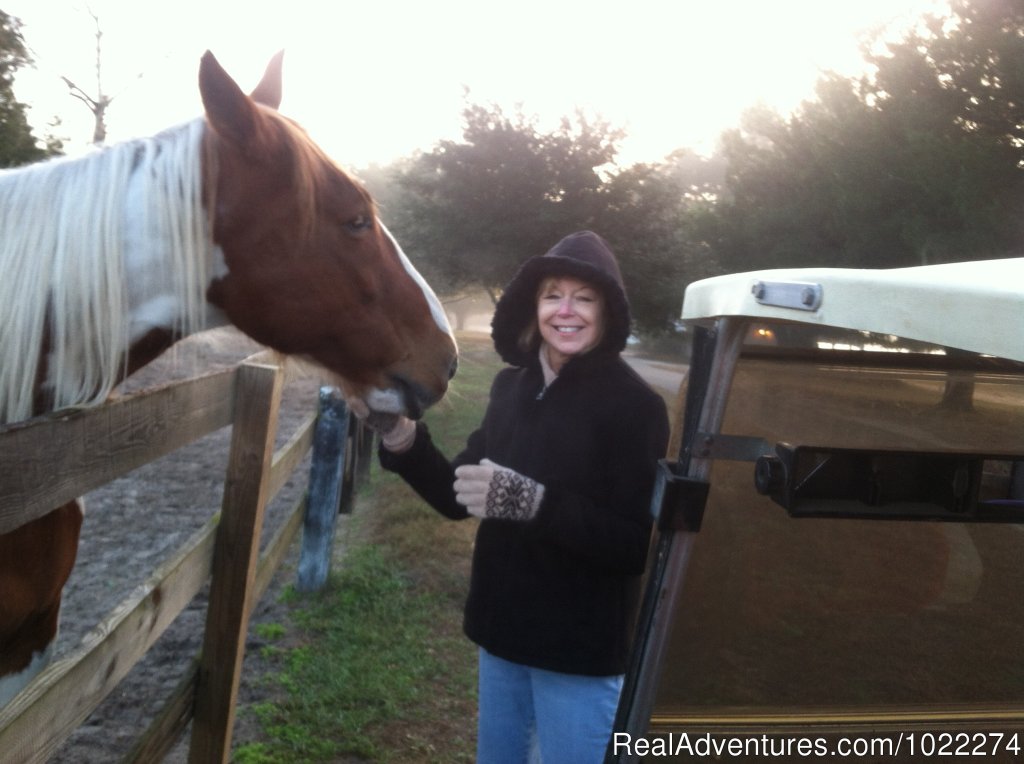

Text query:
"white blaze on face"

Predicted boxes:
[[332, 224, 456, 419], [378, 221, 454, 339]]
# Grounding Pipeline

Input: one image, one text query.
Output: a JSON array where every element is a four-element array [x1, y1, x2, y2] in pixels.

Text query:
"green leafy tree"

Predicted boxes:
[[875, 0, 1024, 164], [598, 151, 724, 333], [0, 10, 61, 167], [712, 79, 927, 270], [388, 101, 622, 302], [385, 101, 724, 333], [865, 0, 1024, 261], [710, 0, 1024, 272]]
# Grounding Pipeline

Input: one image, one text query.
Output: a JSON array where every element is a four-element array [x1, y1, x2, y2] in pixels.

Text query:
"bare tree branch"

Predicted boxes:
[[60, 4, 110, 144], [60, 75, 98, 109]]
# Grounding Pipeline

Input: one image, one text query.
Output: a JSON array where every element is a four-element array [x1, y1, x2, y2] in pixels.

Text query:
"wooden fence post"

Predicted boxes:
[[340, 413, 374, 515], [188, 361, 283, 764], [296, 386, 349, 592]]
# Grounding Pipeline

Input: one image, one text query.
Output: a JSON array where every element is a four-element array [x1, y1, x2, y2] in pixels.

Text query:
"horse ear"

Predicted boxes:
[[249, 50, 284, 110], [199, 50, 262, 148]]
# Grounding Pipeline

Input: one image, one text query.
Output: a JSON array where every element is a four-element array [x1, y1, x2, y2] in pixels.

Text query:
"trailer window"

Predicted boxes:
[[654, 351, 1024, 717]]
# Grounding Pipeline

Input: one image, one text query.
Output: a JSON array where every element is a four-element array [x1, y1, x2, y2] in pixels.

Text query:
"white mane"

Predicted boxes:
[[0, 119, 215, 424]]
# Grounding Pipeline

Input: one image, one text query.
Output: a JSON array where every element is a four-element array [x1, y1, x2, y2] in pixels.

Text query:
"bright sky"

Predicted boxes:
[[6, 0, 947, 168]]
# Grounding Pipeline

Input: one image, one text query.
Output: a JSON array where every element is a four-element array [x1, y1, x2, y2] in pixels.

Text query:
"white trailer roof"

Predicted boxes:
[[681, 257, 1024, 363]]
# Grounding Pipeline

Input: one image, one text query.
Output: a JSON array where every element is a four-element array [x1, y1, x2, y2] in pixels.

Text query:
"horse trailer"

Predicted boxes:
[[611, 258, 1024, 762]]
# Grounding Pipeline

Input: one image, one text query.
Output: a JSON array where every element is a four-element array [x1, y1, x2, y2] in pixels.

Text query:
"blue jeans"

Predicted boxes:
[[477, 648, 624, 764]]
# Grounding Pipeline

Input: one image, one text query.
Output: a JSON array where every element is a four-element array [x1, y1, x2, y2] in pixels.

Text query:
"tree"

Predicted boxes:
[[598, 151, 724, 333], [712, 80, 922, 271], [0, 10, 61, 167], [710, 0, 1024, 272], [865, 0, 1024, 261], [384, 100, 725, 334], [59, 6, 114, 145], [388, 101, 623, 302], [873, 0, 1024, 166]]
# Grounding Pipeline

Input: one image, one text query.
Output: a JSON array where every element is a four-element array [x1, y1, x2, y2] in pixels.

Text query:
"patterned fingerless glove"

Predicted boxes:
[[453, 459, 545, 521]]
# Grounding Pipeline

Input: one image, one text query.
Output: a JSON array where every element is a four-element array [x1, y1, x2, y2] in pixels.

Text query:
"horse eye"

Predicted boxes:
[[345, 214, 373, 235]]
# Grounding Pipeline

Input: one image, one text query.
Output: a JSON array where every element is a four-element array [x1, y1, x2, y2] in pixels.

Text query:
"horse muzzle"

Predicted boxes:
[[349, 352, 455, 421], [389, 356, 457, 420]]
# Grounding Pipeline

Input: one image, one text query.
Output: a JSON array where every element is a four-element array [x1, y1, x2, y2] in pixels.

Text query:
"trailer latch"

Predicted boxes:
[[652, 459, 710, 532]]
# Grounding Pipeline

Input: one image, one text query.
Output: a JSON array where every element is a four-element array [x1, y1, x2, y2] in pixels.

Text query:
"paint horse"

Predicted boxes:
[[0, 51, 458, 706]]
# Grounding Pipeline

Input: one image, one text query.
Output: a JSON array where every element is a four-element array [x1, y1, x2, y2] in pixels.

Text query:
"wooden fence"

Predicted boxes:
[[0, 352, 372, 763]]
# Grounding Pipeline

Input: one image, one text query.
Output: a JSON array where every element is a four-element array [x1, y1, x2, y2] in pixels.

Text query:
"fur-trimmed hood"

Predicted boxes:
[[491, 231, 631, 367]]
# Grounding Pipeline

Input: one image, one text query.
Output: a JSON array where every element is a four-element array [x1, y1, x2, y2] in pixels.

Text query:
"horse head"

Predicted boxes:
[[199, 51, 457, 419]]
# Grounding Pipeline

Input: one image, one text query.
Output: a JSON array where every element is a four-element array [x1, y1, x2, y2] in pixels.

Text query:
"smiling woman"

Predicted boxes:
[[366, 230, 670, 762]]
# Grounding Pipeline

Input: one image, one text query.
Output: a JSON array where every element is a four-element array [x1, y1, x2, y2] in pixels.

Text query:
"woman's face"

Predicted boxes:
[[536, 276, 605, 372]]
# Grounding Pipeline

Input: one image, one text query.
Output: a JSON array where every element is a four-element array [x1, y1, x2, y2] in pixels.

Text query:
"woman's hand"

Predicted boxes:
[[348, 398, 416, 453], [453, 459, 545, 521]]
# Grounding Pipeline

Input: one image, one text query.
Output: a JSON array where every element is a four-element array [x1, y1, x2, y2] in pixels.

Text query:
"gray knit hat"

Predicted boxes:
[[491, 231, 632, 367]]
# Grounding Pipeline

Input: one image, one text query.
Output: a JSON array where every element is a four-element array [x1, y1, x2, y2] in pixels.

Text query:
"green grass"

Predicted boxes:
[[233, 334, 503, 763], [235, 546, 459, 761]]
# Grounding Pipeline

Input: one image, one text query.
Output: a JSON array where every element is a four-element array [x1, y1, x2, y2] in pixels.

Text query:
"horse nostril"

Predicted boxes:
[[448, 357, 458, 381]]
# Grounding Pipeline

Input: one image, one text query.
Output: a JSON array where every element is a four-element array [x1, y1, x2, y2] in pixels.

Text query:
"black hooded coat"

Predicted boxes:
[[380, 231, 669, 676]]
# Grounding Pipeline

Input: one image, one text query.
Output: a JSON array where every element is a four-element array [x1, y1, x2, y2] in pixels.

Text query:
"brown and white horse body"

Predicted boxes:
[[0, 51, 456, 706]]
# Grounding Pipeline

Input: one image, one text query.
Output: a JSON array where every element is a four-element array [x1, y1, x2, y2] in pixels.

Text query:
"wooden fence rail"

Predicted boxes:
[[0, 353, 371, 763]]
